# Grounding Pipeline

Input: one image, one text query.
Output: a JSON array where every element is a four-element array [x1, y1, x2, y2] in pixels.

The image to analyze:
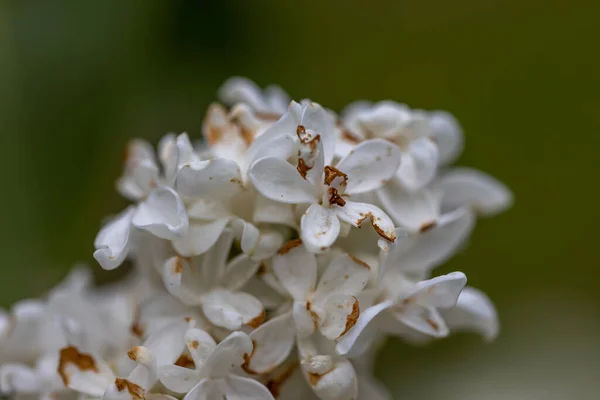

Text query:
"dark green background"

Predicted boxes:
[[1, 1, 598, 397]]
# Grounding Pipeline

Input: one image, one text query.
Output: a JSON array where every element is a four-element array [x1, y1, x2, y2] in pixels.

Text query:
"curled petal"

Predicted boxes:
[[300, 204, 340, 253], [336, 301, 393, 358], [320, 294, 360, 340], [249, 157, 317, 204], [401, 272, 467, 309], [428, 111, 463, 166], [93, 206, 135, 270], [335, 139, 402, 194], [436, 167, 513, 216], [133, 187, 188, 240], [441, 286, 499, 341], [334, 201, 395, 243]]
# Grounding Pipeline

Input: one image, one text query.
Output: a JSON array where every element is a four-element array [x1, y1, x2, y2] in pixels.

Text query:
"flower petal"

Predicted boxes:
[[401, 272, 468, 308], [436, 167, 513, 216], [172, 218, 229, 257], [243, 312, 295, 375], [162, 256, 205, 306], [299, 101, 336, 165], [202, 289, 265, 331], [428, 110, 463, 166], [176, 158, 244, 200], [441, 286, 499, 341], [300, 204, 340, 252], [143, 320, 189, 366], [203, 331, 253, 378], [0, 364, 40, 393], [335, 139, 401, 194], [183, 378, 224, 400], [185, 328, 217, 369], [249, 157, 317, 204], [133, 187, 188, 240], [320, 294, 360, 340], [230, 219, 284, 261], [393, 306, 449, 338], [272, 241, 317, 301], [253, 194, 296, 227], [396, 137, 438, 192], [334, 201, 395, 243], [246, 110, 298, 166], [293, 301, 319, 338], [57, 346, 114, 397], [303, 357, 358, 400], [225, 375, 275, 400], [93, 206, 135, 270], [376, 181, 441, 231], [158, 365, 200, 394], [313, 254, 371, 301], [221, 254, 260, 292], [335, 301, 393, 358], [219, 76, 287, 114]]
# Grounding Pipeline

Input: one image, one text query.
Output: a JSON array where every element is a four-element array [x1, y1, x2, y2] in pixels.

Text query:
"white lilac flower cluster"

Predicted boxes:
[[0, 77, 512, 400]]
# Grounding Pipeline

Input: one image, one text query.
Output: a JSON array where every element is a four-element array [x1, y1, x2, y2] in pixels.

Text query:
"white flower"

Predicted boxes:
[[219, 76, 290, 115], [159, 329, 274, 400], [249, 121, 401, 252]]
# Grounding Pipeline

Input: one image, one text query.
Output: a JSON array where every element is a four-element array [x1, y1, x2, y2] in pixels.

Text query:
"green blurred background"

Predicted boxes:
[[1, 0, 598, 398]]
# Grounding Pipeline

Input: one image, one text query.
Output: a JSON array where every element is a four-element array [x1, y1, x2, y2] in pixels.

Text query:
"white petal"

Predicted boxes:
[[402, 272, 467, 308], [172, 218, 229, 257], [230, 219, 284, 261], [143, 320, 189, 366], [57, 346, 114, 397], [187, 198, 232, 221], [272, 241, 317, 301], [93, 206, 135, 270], [244, 312, 295, 375], [246, 110, 298, 166], [396, 137, 439, 191], [219, 76, 278, 113], [225, 375, 275, 400], [300, 204, 340, 252], [159, 365, 200, 394], [428, 110, 463, 166], [200, 228, 235, 287], [293, 301, 319, 338], [185, 328, 217, 369], [0, 364, 39, 393], [176, 158, 244, 199], [382, 207, 475, 276], [158, 133, 178, 185], [313, 254, 370, 301], [394, 306, 449, 338], [203, 331, 253, 378], [336, 301, 393, 358], [335, 139, 401, 194], [175, 133, 200, 168], [253, 194, 296, 227], [202, 289, 265, 331], [441, 286, 499, 341], [221, 254, 260, 292], [304, 358, 358, 400], [183, 378, 224, 400], [133, 187, 188, 239], [249, 157, 317, 204], [436, 167, 513, 216], [376, 181, 441, 231], [320, 294, 360, 339], [117, 139, 159, 200], [162, 256, 205, 305], [334, 201, 396, 243], [299, 102, 337, 165]]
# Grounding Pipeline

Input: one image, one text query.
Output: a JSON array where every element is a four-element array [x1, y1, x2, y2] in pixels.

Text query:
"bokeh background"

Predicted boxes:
[[1, 1, 599, 398]]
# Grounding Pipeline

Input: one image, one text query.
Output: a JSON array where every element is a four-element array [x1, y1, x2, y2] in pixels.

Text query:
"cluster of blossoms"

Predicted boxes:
[[0, 77, 512, 400]]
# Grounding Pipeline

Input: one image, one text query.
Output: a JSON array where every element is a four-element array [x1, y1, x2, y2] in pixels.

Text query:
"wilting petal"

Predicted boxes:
[[225, 375, 275, 400], [396, 137, 438, 192], [301, 204, 340, 252], [57, 346, 114, 397], [382, 207, 475, 276], [172, 218, 229, 257], [162, 256, 205, 305], [428, 111, 463, 166], [320, 294, 360, 339], [441, 286, 499, 341], [272, 242, 317, 301], [221, 254, 260, 292], [335, 139, 401, 194], [244, 312, 295, 375], [336, 301, 393, 358], [313, 254, 370, 301], [202, 289, 265, 331], [203, 331, 253, 378], [103, 378, 147, 400], [94, 206, 135, 270], [176, 158, 243, 200], [436, 167, 513, 216], [377, 181, 441, 231], [334, 201, 395, 243], [249, 157, 317, 204], [133, 187, 188, 239], [158, 364, 200, 394], [298, 102, 336, 165]]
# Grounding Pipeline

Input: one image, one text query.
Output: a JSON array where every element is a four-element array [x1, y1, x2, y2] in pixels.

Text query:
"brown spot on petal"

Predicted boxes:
[[205, 126, 223, 146], [241, 340, 258, 375], [255, 112, 282, 121], [339, 297, 360, 337], [419, 221, 437, 233], [172, 257, 183, 274], [258, 262, 267, 276], [266, 363, 297, 397], [341, 129, 361, 144], [323, 166, 348, 186], [174, 353, 195, 369], [328, 187, 346, 207], [349, 255, 371, 270], [184, 317, 191, 323], [308, 368, 334, 386], [356, 212, 396, 242], [126, 347, 143, 362], [306, 301, 320, 332], [297, 157, 311, 179], [115, 378, 145, 400], [130, 322, 144, 339], [190, 340, 199, 350], [426, 318, 440, 331], [57, 346, 98, 386], [277, 238, 303, 254], [245, 309, 266, 329]]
